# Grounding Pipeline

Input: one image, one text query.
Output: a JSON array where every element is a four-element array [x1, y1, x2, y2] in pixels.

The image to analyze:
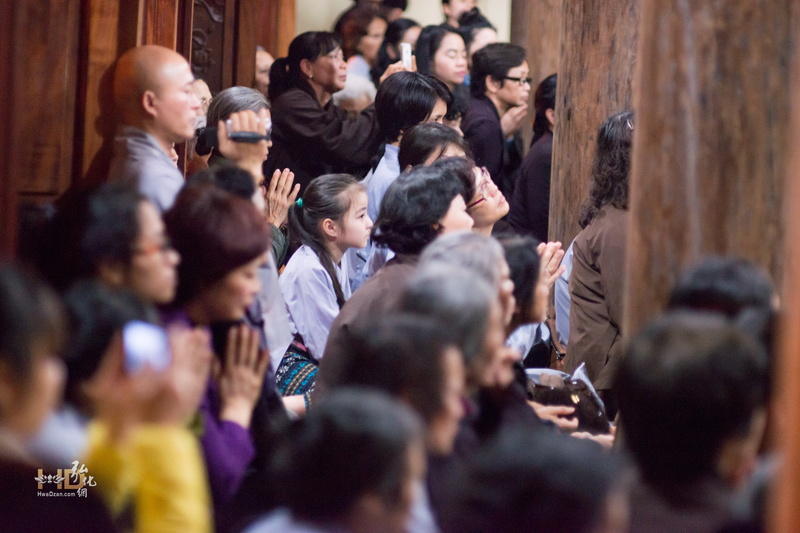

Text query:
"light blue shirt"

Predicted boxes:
[[349, 146, 401, 290], [279, 245, 351, 359], [363, 144, 401, 223], [554, 240, 575, 347]]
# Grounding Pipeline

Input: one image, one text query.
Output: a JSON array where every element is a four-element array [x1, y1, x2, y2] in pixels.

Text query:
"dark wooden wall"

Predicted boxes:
[[510, 0, 562, 150], [0, 0, 293, 257], [548, 0, 639, 247], [623, 1, 793, 335]]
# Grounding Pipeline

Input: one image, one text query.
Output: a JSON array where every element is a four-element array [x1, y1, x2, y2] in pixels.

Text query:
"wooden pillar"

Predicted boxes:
[[140, 0, 180, 49], [75, 0, 140, 180], [548, 0, 639, 247], [772, 22, 800, 527], [623, 1, 792, 335], [259, 0, 296, 58], [510, 0, 562, 150]]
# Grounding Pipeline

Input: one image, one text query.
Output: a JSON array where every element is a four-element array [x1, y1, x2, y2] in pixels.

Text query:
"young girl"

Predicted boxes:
[[277, 174, 372, 400]]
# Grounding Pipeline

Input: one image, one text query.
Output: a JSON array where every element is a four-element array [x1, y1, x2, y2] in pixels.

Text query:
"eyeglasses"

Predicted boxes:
[[504, 76, 532, 86], [133, 237, 174, 257], [467, 167, 492, 209]]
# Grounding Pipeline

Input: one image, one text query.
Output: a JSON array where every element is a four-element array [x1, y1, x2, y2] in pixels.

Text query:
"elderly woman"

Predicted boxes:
[[198, 87, 299, 266], [268, 32, 403, 190]]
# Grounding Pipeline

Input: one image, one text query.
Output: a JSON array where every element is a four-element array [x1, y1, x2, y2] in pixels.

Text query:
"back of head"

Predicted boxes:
[[165, 184, 271, 306], [62, 280, 157, 410], [375, 71, 451, 143], [500, 235, 542, 322], [457, 7, 496, 50], [615, 311, 769, 486], [398, 122, 469, 169], [275, 389, 423, 522], [197, 86, 270, 156], [428, 156, 475, 202], [532, 73, 557, 144], [415, 25, 462, 76], [333, 314, 453, 424], [372, 165, 464, 254], [579, 109, 634, 228], [668, 256, 775, 318], [206, 86, 269, 127], [470, 42, 526, 98], [0, 264, 64, 379], [44, 183, 144, 292], [418, 231, 505, 287], [185, 165, 257, 200], [442, 426, 620, 533], [81, 182, 144, 274], [269, 32, 342, 101], [397, 263, 493, 365]]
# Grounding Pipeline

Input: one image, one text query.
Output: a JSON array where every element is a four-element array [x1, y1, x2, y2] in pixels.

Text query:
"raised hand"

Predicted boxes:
[[216, 324, 271, 429]]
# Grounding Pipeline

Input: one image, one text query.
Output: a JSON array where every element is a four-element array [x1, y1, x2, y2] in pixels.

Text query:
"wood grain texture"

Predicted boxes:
[[510, 0, 562, 150], [772, 11, 800, 526], [276, 0, 296, 58], [221, 0, 236, 89], [141, 0, 179, 49], [623, 0, 792, 336], [191, 0, 226, 92], [234, 0, 259, 87], [76, 0, 139, 179], [0, 1, 15, 256], [549, 0, 638, 246], [9, 0, 80, 197]]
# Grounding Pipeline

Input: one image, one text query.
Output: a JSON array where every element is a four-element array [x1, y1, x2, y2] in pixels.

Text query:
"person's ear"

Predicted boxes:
[[545, 108, 555, 128], [97, 261, 127, 288], [299, 58, 315, 80], [321, 218, 338, 239], [486, 76, 502, 95], [142, 90, 158, 118]]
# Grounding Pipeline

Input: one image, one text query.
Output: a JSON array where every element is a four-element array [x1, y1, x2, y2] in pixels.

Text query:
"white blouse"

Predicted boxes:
[[279, 245, 352, 360]]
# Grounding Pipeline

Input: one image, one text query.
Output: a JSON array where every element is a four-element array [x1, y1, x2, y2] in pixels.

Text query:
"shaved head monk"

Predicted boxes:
[[109, 45, 200, 211], [109, 45, 271, 212]]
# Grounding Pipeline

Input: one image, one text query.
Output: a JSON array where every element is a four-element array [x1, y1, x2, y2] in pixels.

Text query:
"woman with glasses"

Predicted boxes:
[[461, 43, 530, 199], [41, 182, 180, 305], [465, 164, 510, 236]]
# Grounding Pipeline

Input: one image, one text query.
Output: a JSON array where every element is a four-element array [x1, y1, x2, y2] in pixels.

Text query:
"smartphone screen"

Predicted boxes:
[[400, 42, 412, 70], [122, 321, 171, 373]]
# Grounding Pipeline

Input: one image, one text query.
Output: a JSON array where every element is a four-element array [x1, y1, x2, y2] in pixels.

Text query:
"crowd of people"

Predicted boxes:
[[1, 1, 781, 532]]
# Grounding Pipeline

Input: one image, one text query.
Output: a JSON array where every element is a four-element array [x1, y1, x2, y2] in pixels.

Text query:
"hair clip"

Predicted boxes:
[[296, 198, 303, 208]]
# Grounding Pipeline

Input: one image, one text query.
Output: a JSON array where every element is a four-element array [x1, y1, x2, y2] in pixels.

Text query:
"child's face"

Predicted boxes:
[[336, 189, 373, 251]]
